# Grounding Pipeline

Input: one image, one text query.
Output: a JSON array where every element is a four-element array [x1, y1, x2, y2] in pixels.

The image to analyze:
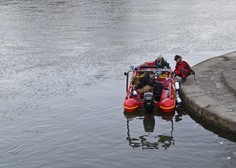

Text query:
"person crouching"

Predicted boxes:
[[174, 55, 195, 82]]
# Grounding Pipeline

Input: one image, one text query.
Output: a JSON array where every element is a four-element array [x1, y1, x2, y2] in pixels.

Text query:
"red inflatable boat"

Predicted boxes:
[[124, 61, 182, 113]]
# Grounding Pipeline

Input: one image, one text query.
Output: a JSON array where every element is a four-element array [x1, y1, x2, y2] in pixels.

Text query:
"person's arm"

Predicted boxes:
[[163, 60, 170, 68], [174, 64, 181, 76]]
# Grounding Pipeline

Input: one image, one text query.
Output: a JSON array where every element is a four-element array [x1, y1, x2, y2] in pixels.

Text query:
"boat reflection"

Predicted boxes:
[[124, 109, 185, 149]]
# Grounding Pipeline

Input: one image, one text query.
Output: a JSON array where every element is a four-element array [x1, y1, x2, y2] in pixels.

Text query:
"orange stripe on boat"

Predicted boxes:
[[123, 105, 139, 110], [160, 104, 175, 110]]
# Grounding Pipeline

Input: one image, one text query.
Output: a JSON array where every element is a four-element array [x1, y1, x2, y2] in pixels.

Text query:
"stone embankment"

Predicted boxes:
[[181, 52, 236, 134]]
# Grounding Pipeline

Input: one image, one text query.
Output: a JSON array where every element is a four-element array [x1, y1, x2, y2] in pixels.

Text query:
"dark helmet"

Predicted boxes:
[[174, 55, 181, 61]]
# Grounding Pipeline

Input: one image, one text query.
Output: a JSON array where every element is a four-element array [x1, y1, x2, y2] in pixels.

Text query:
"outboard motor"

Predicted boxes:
[[143, 92, 154, 111]]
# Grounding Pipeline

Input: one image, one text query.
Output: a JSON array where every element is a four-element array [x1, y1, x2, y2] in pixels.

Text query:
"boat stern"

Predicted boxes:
[[124, 98, 139, 113], [159, 98, 175, 113]]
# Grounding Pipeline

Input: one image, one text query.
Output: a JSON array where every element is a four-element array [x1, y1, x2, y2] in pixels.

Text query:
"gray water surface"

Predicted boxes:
[[0, 0, 236, 168]]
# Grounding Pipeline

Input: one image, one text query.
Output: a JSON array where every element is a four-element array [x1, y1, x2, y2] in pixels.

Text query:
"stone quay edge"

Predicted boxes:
[[180, 51, 236, 134]]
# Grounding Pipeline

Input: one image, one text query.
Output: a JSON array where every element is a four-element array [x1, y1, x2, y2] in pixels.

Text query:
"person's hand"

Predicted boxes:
[[171, 71, 176, 76], [190, 70, 195, 75]]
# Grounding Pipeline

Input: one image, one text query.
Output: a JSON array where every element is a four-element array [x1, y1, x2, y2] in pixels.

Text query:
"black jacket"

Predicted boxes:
[[136, 73, 155, 89], [153, 82, 169, 95], [154, 58, 170, 68]]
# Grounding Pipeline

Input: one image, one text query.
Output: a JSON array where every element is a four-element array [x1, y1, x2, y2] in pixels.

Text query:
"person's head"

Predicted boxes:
[[174, 55, 182, 63], [156, 54, 163, 63], [148, 71, 155, 79]]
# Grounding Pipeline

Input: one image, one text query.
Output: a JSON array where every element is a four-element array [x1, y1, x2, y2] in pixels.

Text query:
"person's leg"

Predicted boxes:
[[137, 85, 153, 93], [181, 68, 191, 80]]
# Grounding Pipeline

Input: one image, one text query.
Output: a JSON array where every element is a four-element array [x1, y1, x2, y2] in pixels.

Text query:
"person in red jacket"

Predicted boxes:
[[174, 55, 195, 81]]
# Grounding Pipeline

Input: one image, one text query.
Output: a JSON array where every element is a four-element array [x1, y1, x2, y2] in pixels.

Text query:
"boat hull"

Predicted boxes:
[[124, 61, 177, 113], [124, 98, 140, 113]]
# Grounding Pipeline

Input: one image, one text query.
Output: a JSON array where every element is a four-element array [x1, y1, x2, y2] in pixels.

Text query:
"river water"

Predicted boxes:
[[0, 0, 236, 167]]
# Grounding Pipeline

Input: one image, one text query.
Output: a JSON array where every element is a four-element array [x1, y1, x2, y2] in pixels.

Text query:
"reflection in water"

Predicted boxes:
[[1, 0, 236, 167], [143, 114, 155, 133], [187, 110, 236, 142], [125, 109, 186, 149]]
